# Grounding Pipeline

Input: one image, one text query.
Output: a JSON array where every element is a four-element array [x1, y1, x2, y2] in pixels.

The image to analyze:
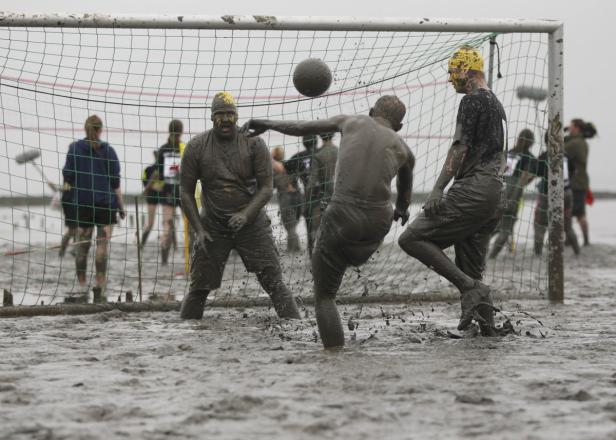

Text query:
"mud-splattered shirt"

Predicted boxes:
[[180, 130, 272, 225], [453, 88, 506, 179]]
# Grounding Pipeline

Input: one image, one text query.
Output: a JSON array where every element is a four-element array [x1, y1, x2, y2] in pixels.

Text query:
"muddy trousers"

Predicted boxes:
[[312, 202, 393, 348], [181, 212, 300, 320], [533, 191, 579, 256], [181, 266, 300, 320]]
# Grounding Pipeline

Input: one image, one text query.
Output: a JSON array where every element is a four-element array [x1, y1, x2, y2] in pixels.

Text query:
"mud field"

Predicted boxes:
[[1, 240, 616, 439], [1, 201, 616, 439]]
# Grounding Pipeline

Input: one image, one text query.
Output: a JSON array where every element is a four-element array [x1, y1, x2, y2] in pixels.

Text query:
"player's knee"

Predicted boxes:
[[398, 228, 419, 253], [256, 266, 284, 291]]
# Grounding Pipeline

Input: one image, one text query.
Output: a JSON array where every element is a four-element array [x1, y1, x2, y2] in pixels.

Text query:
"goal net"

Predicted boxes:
[[0, 16, 560, 306]]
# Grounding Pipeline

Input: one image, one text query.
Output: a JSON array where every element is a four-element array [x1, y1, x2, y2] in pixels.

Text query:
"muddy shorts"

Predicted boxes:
[[571, 189, 586, 217], [400, 174, 502, 280], [190, 211, 281, 291], [76, 204, 117, 227], [311, 201, 393, 297]]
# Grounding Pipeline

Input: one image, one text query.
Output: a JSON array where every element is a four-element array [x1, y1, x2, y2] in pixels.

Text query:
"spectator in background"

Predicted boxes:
[[284, 135, 318, 255], [304, 132, 339, 256], [139, 150, 164, 249], [272, 146, 302, 252], [62, 115, 125, 302], [565, 119, 597, 246], [489, 128, 537, 259], [156, 120, 184, 265]]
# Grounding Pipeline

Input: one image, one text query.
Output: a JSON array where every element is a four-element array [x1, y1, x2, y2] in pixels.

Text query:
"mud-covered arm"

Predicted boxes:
[[241, 115, 348, 137], [424, 143, 468, 217], [180, 141, 210, 241], [396, 147, 415, 213], [424, 94, 478, 217], [228, 137, 273, 231]]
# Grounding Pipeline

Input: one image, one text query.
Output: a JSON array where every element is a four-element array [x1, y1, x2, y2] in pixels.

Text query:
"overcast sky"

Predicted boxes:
[[8, 0, 616, 191]]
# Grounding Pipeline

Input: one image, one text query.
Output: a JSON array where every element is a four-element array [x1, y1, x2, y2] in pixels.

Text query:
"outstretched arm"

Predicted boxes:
[[241, 115, 348, 138], [423, 143, 468, 217]]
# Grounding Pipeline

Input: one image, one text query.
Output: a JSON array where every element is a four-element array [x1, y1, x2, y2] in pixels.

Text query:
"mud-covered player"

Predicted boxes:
[[398, 46, 506, 335], [242, 95, 415, 348], [179, 92, 300, 320]]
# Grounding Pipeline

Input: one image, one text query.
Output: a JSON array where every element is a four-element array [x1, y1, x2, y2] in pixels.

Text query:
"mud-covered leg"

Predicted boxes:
[[94, 225, 112, 290], [256, 266, 300, 319], [564, 192, 580, 255], [59, 227, 76, 257], [312, 249, 346, 349], [489, 232, 508, 259], [75, 227, 93, 287], [180, 289, 210, 319], [399, 228, 492, 332], [454, 221, 497, 336], [160, 205, 175, 265]]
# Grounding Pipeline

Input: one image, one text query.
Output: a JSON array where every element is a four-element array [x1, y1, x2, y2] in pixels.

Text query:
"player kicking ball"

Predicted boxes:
[[398, 46, 506, 336], [242, 95, 415, 348]]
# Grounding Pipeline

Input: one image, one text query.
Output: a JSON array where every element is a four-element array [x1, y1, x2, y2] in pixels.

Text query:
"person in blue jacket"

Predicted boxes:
[[62, 115, 126, 301]]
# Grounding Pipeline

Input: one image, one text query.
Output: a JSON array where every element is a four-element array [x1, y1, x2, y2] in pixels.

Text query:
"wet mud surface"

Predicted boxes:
[[1, 244, 616, 439]]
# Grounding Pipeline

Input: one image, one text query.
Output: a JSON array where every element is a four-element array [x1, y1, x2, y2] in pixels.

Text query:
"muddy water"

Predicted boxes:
[[1, 243, 615, 439]]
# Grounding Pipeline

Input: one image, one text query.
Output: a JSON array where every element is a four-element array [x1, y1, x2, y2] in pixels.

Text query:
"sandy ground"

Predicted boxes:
[[1, 239, 616, 439]]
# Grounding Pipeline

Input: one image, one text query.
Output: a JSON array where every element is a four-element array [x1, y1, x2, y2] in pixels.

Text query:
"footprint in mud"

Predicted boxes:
[[195, 395, 267, 420], [302, 419, 338, 434], [75, 404, 118, 422]]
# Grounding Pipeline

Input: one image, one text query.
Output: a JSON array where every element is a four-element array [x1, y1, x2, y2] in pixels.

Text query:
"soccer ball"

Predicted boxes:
[[292, 58, 332, 97]]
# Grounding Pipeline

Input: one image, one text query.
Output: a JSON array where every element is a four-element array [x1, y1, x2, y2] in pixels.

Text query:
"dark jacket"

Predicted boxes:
[[62, 139, 120, 208]]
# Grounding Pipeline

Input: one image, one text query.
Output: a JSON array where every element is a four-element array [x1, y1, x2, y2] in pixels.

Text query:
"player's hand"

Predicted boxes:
[[393, 207, 410, 226], [423, 188, 443, 217], [228, 212, 248, 231], [240, 119, 268, 137], [196, 229, 213, 250], [118, 207, 126, 220]]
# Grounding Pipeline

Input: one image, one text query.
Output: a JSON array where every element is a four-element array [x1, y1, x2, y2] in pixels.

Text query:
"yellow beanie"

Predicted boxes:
[[448, 45, 484, 72]]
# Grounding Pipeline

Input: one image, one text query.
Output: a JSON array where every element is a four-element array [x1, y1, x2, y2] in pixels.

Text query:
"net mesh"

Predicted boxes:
[[0, 26, 551, 306]]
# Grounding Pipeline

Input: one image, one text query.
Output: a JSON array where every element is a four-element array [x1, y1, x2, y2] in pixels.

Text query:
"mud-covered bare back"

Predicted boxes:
[[332, 115, 411, 207]]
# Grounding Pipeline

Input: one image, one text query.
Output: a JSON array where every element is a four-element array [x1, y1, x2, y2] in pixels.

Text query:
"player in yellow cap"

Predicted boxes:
[[179, 92, 300, 321], [398, 44, 507, 336]]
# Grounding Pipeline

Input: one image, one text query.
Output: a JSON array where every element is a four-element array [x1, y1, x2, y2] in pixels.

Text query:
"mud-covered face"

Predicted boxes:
[[448, 68, 469, 94], [212, 110, 238, 139]]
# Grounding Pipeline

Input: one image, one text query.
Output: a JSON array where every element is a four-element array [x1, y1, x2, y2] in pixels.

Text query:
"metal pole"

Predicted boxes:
[[547, 24, 564, 303], [487, 35, 496, 89], [134, 199, 143, 302], [0, 13, 562, 33]]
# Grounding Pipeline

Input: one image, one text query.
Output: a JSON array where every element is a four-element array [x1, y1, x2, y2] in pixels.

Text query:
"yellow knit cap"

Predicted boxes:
[[448, 45, 484, 72]]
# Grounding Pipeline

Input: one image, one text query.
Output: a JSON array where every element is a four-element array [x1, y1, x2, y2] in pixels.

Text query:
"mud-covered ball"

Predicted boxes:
[[292, 58, 332, 97]]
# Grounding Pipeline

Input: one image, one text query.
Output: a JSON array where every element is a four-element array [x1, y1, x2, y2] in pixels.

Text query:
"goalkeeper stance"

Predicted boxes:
[[242, 95, 415, 348], [179, 92, 300, 320], [398, 46, 506, 336]]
